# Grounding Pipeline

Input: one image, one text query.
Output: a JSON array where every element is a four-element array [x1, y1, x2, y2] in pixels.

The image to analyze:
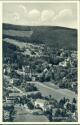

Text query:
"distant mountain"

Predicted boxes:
[[3, 23, 77, 50]]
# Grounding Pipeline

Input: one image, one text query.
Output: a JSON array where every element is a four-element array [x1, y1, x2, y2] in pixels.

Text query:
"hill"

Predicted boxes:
[[3, 23, 77, 50]]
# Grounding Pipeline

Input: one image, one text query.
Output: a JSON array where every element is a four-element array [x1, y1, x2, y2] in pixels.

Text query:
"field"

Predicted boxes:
[[28, 81, 77, 101]]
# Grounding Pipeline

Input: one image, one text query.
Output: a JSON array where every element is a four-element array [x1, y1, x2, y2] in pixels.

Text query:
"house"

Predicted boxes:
[[9, 92, 24, 97], [10, 79, 14, 84], [71, 82, 77, 92], [64, 100, 71, 109], [71, 52, 77, 59], [59, 57, 71, 67], [3, 110, 10, 120], [72, 112, 76, 119], [43, 68, 48, 74], [5, 96, 15, 105], [59, 61, 67, 67], [34, 99, 46, 110], [3, 68, 6, 74], [32, 76, 35, 81]]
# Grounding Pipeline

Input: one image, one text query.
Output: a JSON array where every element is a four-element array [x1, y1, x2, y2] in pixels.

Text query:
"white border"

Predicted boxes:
[[78, 0, 80, 123], [0, 0, 79, 124], [0, 2, 2, 123], [1, 1, 78, 3]]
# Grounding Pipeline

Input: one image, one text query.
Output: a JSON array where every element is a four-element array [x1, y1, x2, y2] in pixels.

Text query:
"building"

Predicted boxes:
[[59, 61, 67, 67], [9, 92, 24, 97], [5, 96, 15, 105], [3, 110, 10, 120], [34, 99, 46, 110]]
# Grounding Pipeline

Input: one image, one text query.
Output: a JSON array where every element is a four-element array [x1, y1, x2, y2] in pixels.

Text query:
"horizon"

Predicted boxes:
[[3, 23, 77, 30]]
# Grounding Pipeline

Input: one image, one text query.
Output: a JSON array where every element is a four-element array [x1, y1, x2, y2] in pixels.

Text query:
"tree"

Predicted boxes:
[[55, 108, 61, 117], [45, 73, 51, 81], [49, 95, 52, 100], [8, 105, 16, 122], [59, 99, 64, 108], [72, 98, 76, 104], [25, 83, 38, 92], [61, 108, 66, 117], [27, 101, 34, 110], [39, 74, 45, 82], [35, 92, 42, 99], [45, 107, 53, 122], [66, 103, 71, 110], [71, 104, 76, 113]]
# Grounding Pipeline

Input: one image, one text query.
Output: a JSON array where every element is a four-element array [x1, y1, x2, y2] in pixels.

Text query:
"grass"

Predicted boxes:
[[32, 81, 77, 102], [14, 113, 49, 122], [4, 74, 77, 102]]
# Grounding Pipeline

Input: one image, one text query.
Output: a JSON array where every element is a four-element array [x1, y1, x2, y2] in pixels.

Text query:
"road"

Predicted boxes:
[[13, 85, 39, 96]]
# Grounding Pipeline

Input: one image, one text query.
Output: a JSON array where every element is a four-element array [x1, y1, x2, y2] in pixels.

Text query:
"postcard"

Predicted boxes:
[[0, 0, 80, 124]]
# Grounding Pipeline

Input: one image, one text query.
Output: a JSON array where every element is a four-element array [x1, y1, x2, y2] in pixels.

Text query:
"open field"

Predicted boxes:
[[14, 113, 49, 122], [4, 74, 77, 101], [29, 81, 77, 101]]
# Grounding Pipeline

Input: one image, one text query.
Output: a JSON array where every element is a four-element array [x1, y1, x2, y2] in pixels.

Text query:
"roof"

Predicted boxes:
[[9, 93, 23, 97], [35, 99, 46, 104]]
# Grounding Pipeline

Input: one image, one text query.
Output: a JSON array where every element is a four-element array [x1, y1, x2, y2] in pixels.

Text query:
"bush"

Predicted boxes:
[[27, 92, 42, 99], [27, 101, 34, 110], [25, 83, 38, 92]]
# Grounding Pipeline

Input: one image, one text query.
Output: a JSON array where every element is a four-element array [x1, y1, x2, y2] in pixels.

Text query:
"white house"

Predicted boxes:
[[34, 99, 46, 110], [10, 79, 14, 84], [5, 96, 15, 105], [59, 61, 67, 67]]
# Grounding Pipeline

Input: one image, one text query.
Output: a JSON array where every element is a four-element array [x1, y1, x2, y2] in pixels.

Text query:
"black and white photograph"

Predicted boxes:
[[2, 1, 78, 122]]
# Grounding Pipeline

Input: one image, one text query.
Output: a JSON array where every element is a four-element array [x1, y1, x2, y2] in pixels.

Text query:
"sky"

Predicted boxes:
[[3, 2, 77, 28]]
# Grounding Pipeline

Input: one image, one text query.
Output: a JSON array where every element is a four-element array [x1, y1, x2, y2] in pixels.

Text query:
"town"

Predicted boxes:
[[3, 37, 77, 122]]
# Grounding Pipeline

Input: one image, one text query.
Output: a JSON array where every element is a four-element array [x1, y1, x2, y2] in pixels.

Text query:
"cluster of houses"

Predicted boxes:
[[3, 50, 77, 92], [3, 41, 77, 121], [3, 74, 77, 121]]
